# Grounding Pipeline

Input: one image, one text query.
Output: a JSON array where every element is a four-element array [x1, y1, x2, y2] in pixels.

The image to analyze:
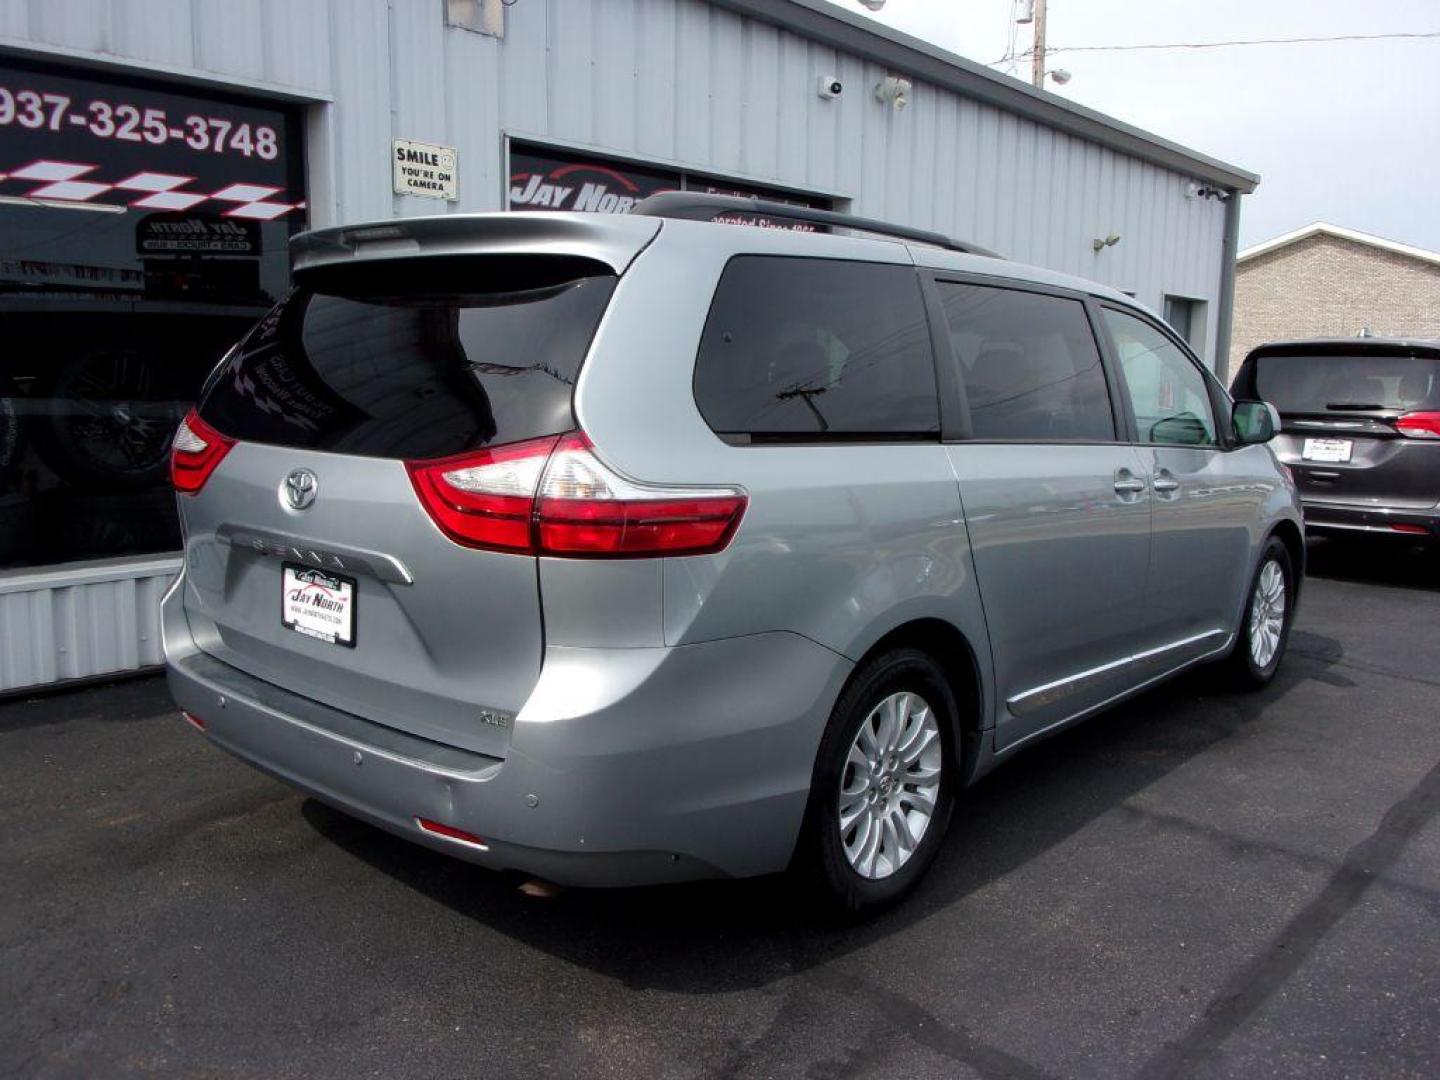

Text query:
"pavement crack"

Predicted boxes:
[[1134, 755, 1440, 1080], [1116, 803, 1440, 912], [804, 967, 1063, 1080]]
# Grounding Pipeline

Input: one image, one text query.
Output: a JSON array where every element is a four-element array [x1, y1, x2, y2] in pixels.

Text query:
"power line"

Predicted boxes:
[[1013, 30, 1440, 59]]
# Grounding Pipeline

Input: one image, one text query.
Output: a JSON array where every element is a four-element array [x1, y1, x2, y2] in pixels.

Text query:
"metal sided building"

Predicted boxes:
[[0, 0, 1258, 694]]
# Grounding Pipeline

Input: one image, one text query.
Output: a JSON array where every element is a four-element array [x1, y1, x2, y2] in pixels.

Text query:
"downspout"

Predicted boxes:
[[1213, 189, 1242, 383]]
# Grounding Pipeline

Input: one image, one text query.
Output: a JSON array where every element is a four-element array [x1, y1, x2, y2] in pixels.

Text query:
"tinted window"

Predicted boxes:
[[936, 283, 1114, 441], [693, 257, 939, 439], [1103, 308, 1216, 446], [1254, 352, 1440, 414], [199, 256, 616, 460]]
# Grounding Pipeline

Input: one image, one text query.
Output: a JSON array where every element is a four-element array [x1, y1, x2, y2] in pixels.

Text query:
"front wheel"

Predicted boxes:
[[1226, 537, 1296, 689], [796, 648, 959, 916]]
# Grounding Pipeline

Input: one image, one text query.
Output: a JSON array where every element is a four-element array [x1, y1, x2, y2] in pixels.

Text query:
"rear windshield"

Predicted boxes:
[[198, 255, 616, 460], [1254, 352, 1440, 414]]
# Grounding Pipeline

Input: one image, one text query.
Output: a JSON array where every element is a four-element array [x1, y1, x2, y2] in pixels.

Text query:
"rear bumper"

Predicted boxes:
[[1301, 499, 1439, 539], [162, 573, 851, 886]]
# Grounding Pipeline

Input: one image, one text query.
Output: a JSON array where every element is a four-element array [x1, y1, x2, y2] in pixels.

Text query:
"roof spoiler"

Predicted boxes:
[[290, 212, 663, 274]]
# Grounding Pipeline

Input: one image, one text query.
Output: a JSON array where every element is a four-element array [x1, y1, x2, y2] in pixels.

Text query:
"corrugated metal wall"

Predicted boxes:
[[0, 0, 1230, 358], [0, 557, 177, 692], [0, 0, 1232, 692]]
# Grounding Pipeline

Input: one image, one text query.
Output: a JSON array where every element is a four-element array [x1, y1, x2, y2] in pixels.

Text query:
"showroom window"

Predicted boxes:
[[0, 60, 305, 570], [508, 142, 830, 229], [693, 257, 939, 440]]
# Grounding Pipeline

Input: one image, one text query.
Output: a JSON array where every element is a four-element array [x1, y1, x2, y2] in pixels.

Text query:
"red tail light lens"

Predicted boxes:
[[535, 434, 747, 556], [405, 435, 561, 552], [1396, 411, 1440, 439], [171, 409, 235, 494], [406, 432, 747, 557]]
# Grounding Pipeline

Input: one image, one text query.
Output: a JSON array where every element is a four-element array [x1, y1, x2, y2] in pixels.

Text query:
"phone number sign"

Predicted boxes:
[[0, 61, 303, 220]]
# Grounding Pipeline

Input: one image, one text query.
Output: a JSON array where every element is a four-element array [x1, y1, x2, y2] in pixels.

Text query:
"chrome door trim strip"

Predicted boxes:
[[1006, 629, 1227, 716], [996, 631, 1236, 758]]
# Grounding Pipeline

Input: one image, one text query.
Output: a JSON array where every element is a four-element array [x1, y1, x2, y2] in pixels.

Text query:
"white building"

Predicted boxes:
[[0, 0, 1257, 693]]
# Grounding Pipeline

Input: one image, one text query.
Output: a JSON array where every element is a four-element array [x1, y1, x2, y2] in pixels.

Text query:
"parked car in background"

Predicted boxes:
[[1231, 338, 1440, 544], [163, 195, 1304, 914]]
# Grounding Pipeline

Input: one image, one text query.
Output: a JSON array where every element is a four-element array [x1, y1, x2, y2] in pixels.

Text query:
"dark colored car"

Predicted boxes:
[[1231, 338, 1440, 542]]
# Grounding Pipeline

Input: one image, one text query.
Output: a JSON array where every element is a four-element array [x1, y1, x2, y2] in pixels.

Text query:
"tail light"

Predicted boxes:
[[171, 409, 235, 494], [405, 435, 561, 552], [1396, 411, 1440, 439], [406, 432, 747, 557]]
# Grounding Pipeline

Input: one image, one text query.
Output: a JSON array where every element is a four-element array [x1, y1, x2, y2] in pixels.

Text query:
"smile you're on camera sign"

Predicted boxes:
[[392, 138, 457, 200]]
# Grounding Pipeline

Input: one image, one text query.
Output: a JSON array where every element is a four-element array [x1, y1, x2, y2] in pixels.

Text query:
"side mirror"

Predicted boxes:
[[1232, 400, 1280, 444]]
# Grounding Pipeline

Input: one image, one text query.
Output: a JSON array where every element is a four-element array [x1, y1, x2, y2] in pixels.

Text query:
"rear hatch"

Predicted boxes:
[[174, 214, 658, 756], [1244, 346, 1440, 510]]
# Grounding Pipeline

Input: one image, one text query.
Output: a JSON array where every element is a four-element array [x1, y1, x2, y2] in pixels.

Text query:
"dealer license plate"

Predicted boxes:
[[282, 564, 356, 647], [1301, 437, 1353, 463]]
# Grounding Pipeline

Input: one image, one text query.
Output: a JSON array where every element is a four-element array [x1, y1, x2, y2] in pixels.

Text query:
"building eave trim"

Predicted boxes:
[[1238, 222, 1440, 267], [708, 0, 1259, 193]]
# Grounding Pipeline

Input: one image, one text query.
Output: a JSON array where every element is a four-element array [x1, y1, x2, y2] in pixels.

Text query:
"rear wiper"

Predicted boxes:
[[1325, 401, 1384, 411]]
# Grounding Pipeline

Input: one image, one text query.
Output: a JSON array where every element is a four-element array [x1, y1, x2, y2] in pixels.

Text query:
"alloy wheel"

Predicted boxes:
[[838, 690, 943, 880], [1249, 559, 1287, 669]]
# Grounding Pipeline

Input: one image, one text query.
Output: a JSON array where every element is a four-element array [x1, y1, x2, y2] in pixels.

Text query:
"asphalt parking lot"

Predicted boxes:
[[2, 538, 1438, 1080]]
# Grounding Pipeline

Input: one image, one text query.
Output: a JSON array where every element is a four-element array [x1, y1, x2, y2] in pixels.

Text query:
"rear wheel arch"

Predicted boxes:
[[845, 618, 985, 781]]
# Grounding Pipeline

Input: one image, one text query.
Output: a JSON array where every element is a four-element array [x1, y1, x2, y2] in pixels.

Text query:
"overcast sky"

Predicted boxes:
[[822, 0, 1440, 252]]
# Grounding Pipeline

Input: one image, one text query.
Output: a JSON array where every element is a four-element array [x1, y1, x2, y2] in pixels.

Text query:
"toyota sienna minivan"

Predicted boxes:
[[163, 194, 1304, 913]]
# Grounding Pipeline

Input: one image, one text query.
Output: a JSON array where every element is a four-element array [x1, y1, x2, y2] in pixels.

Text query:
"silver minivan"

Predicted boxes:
[[163, 195, 1303, 913]]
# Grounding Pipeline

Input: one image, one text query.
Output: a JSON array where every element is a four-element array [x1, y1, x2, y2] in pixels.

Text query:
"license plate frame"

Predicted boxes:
[[1301, 437, 1353, 464], [281, 563, 357, 648]]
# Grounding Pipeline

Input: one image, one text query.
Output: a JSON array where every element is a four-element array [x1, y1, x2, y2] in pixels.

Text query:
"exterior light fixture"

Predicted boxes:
[[1092, 233, 1121, 252], [874, 76, 911, 110], [1048, 69, 1071, 85]]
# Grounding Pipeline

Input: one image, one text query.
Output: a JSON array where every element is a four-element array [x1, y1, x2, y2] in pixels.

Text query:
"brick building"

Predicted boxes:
[[1229, 223, 1440, 377]]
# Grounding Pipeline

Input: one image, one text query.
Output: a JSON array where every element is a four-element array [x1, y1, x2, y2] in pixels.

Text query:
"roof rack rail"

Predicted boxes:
[[631, 192, 999, 258]]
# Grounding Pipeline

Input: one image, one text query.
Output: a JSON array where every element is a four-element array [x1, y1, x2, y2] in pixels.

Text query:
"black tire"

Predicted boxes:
[[1226, 537, 1296, 690], [31, 348, 178, 492], [795, 647, 961, 917]]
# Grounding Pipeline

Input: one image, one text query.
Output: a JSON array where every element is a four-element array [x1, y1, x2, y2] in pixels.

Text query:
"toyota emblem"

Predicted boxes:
[[283, 468, 319, 511]]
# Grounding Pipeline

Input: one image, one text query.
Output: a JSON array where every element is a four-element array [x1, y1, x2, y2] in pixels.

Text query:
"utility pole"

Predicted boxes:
[[1030, 0, 1047, 87]]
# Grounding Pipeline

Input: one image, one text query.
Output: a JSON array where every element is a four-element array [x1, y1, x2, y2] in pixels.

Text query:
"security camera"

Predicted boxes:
[[817, 75, 844, 99]]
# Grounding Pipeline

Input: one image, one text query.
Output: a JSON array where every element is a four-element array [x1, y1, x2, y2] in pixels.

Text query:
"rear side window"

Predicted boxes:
[[693, 257, 939, 440], [198, 256, 616, 460], [1253, 352, 1440, 414], [935, 283, 1115, 441]]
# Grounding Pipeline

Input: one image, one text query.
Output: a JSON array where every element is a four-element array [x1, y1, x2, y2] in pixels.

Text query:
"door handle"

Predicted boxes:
[[1113, 469, 1146, 495], [1152, 470, 1180, 494]]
